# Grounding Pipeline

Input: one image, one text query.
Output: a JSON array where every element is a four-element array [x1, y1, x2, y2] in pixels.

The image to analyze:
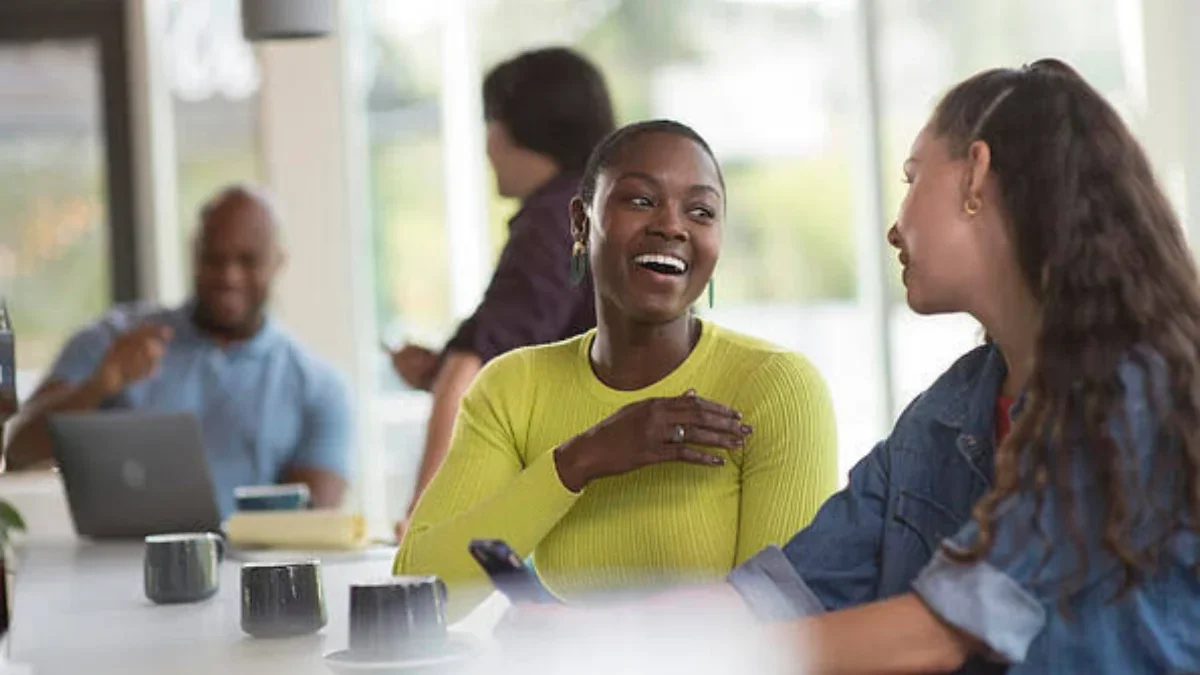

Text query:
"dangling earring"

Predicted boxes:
[[707, 278, 715, 309], [964, 195, 982, 216], [569, 241, 588, 286]]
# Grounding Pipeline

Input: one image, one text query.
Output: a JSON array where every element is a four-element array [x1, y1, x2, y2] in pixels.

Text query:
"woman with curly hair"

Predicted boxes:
[[720, 57, 1200, 674]]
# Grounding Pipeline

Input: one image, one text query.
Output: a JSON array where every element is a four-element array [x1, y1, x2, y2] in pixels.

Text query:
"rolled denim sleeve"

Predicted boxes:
[[914, 359, 1162, 664], [912, 486, 1119, 663], [912, 530, 1047, 663], [729, 440, 892, 620], [729, 545, 826, 620]]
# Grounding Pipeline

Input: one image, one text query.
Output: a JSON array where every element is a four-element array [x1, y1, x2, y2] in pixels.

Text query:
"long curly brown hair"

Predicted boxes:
[[935, 59, 1200, 596]]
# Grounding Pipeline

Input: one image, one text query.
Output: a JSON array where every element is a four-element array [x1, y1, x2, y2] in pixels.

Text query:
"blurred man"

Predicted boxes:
[[387, 48, 615, 538], [4, 185, 351, 517]]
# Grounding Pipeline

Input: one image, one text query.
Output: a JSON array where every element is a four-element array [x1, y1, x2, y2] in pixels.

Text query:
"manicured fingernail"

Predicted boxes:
[[711, 456, 725, 465], [684, 389, 697, 397], [741, 425, 753, 435]]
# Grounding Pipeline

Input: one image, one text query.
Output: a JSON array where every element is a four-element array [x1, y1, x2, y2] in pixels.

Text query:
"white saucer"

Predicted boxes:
[[323, 633, 482, 674]]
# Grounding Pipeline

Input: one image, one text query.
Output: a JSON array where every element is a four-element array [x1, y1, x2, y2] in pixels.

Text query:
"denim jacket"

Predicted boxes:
[[730, 344, 1199, 674]]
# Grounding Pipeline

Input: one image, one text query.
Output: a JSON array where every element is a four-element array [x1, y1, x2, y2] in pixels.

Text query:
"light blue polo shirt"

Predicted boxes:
[[48, 302, 352, 518]]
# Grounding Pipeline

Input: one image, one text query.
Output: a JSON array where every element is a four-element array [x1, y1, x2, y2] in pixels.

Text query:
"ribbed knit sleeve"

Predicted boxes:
[[393, 353, 581, 621], [731, 351, 838, 565]]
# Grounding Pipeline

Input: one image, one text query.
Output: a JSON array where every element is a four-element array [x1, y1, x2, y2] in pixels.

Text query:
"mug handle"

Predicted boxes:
[[435, 578, 448, 607], [209, 532, 226, 563]]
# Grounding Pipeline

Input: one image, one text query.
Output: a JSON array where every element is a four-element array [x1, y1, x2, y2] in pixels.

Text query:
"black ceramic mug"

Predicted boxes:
[[143, 532, 224, 604], [347, 576, 448, 659], [240, 561, 327, 638]]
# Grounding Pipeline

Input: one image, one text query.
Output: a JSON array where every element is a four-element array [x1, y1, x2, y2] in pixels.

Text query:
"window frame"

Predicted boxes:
[[0, 0, 141, 304]]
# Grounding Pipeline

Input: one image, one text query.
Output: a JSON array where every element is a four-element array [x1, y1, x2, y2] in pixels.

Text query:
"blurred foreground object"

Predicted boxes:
[[490, 600, 804, 675]]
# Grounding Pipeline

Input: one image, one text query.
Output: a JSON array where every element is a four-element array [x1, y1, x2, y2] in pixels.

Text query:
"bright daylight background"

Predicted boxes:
[[1, 0, 1176, 532]]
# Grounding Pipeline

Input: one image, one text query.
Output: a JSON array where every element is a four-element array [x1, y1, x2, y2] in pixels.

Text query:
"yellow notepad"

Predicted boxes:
[[225, 510, 366, 550]]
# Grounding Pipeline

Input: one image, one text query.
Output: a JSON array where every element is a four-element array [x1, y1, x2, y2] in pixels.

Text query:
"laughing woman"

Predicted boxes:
[[394, 120, 838, 620]]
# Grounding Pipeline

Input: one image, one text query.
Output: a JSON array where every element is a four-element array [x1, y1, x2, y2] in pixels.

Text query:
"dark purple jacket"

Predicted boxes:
[[444, 171, 595, 363]]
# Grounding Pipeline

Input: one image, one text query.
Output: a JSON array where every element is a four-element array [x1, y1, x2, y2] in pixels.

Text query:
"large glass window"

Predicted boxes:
[[359, 0, 1152, 524], [361, 3, 453, 518], [878, 0, 1146, 414], [366, 5, 451, 353], [166, 0, 262, 281], [0, 41, 111, 397]]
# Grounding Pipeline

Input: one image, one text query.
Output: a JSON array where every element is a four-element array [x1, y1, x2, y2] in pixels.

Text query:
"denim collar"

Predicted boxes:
[[929, 342, 1010, 485], [932, 342, 1007, 433]]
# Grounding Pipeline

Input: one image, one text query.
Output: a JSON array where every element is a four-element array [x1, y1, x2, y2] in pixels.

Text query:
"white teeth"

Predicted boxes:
[[634, 254, 688, 273]]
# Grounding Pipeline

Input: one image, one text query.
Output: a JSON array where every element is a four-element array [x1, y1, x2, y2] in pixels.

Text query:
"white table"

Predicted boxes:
[[6, 541, 503, 675]]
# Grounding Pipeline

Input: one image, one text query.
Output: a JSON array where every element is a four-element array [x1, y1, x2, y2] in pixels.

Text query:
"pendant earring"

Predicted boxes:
[[569, 241, 588, 286], [707, 278, 715, 309]]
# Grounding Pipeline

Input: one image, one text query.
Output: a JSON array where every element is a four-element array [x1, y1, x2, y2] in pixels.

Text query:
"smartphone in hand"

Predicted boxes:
[[467, 539, 559, 604]]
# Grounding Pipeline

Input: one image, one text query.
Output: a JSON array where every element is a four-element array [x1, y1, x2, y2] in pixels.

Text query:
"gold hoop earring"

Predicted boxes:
[[964, 195, 982, 216]]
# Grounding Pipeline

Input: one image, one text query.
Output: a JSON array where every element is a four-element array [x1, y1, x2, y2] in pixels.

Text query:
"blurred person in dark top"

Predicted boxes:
[[388, 48, 615, 539]]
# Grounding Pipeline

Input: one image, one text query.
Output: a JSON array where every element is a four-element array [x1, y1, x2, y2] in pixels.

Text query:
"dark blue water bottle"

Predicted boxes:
[[0, 296, 14, 637], [0, 297, 14, 426]]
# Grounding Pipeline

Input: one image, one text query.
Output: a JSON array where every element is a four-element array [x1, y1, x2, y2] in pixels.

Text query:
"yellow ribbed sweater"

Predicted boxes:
[[394, 320, 838, 620]]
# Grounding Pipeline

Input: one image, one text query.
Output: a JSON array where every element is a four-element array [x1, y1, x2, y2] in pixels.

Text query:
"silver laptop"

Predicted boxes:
[[47, 411, 222, 538]]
